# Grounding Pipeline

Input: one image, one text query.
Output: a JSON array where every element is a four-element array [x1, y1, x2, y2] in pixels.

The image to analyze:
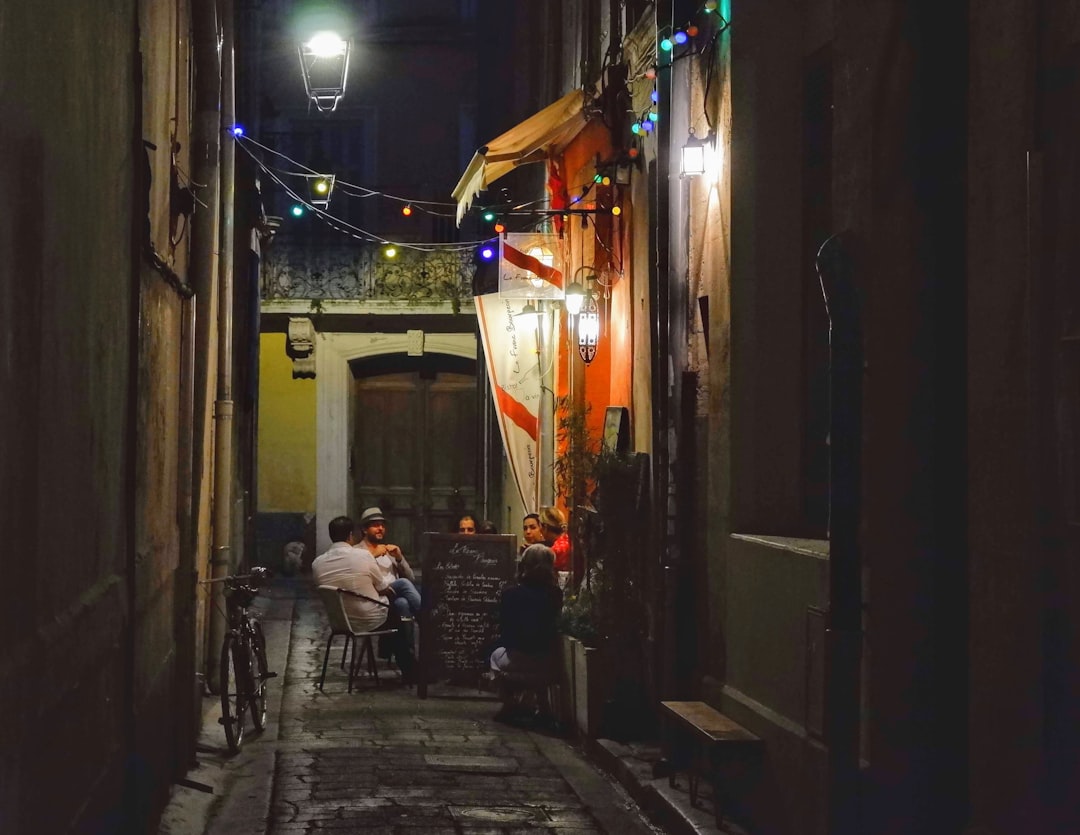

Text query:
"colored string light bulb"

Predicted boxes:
[[479, 244, 496, 261], [611, 205, 622, 216], [660, 37, 673, 52], [687, 25, 699, 37], [601, 176, 611, 186], [402, 204, 413, 216], [231, 125, 244, 137], [482, 209, 496, 222], [651, 90, 659, 103], [673, 30, 688, 45], [649, 110, 659, 122], [645, 66, 657, 80], [383, 245, 398, 259], [642, 119, 654, 132], [494, 222, 506, 234], [704, 0, 718, 10], [631, 122, 642, 135], [290, 204, 305, 217]]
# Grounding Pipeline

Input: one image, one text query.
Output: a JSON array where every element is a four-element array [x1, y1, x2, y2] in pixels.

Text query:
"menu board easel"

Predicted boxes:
[[417, 532, 517, 698]]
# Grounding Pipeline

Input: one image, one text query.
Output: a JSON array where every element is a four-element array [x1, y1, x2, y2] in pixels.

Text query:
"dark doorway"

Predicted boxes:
[[350, 353, 477, 563]]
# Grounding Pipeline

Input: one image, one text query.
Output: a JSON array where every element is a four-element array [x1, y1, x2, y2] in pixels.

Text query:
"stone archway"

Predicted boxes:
[[313, 330, 476, 553]]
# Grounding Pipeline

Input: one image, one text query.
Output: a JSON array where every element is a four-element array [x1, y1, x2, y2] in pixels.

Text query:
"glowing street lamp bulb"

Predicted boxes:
[[306, 31, 347, 58]]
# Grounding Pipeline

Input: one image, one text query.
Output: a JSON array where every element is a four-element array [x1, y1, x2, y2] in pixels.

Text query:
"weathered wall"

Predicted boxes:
[[257, 333, 317, 511], [0, 0, 199, 830], [0, 2, 137, 831]]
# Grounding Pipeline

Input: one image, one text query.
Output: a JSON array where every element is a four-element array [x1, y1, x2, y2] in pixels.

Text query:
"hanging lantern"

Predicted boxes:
[[681, 129, 707, 177], [578, 294, 600, 364]]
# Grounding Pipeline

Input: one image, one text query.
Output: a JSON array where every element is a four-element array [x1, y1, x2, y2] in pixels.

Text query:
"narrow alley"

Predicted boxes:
[[158, 580, 688, 835]]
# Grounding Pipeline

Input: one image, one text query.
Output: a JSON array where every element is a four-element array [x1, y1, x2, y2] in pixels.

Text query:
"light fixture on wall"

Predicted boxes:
[[298, 31, 351, 113], [681, 128, 707, 177], [564, 281, 586, 316]]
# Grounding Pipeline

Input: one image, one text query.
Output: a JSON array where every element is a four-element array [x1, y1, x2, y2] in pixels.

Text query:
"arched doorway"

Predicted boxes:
[[350, 353, 477, 560]]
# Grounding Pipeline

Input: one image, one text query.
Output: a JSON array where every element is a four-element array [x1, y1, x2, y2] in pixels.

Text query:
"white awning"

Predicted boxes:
[[452, 89, 588, 225]]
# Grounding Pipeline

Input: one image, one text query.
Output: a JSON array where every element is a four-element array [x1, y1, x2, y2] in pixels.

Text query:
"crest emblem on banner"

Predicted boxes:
[[498, 232, 564, 300]]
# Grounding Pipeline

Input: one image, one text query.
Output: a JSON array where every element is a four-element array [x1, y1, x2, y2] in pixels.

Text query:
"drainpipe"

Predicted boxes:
[[816, 233, 863, 835], [208, 0, 238, 689], [189, 0, 222, 687], [653, 0, 675, 698]]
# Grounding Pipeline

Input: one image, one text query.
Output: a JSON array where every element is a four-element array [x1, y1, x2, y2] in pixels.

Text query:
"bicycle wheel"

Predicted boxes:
[[249, 620, 269, 731], [220, 634, 248, 753]]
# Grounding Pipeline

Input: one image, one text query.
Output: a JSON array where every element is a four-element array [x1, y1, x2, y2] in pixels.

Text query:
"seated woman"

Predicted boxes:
[[489, 544, 563, 725]]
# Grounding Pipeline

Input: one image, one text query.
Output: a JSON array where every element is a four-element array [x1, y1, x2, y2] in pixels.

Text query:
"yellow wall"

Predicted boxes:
[[258, 333, 316, 511]]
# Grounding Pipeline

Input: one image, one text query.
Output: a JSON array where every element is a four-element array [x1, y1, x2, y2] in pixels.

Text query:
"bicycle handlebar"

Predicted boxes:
[[199, 566, 273, 586]]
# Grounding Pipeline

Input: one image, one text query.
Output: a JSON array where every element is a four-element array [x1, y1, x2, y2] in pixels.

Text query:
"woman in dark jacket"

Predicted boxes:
[[489, 544, 563, 724]]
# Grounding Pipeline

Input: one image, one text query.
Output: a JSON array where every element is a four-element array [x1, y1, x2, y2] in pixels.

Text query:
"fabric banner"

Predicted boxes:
[[474, 292, 542, 511]]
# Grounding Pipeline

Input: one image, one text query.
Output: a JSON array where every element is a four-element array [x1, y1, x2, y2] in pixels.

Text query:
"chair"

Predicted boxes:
[[316, 585, 399, 692]]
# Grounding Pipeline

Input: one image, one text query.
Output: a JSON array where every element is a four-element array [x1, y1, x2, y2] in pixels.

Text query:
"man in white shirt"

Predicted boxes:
[[312, 515, 414, 678]]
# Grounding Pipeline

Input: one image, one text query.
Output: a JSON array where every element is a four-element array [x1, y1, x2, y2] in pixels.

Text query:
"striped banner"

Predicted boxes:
[[474, 292, 542, 511]]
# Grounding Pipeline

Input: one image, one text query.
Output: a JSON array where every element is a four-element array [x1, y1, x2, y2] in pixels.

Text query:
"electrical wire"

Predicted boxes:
[[235, 133, 460, 211], [239, 143, 490, 252]]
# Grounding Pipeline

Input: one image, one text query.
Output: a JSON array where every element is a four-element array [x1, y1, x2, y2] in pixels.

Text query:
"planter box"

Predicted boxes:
[[557, 635, 577, 728], [573, 639, 607, 738]]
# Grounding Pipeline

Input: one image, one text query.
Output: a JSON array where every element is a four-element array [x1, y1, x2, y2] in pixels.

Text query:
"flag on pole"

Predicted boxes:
[[474, 292, 542, 511]]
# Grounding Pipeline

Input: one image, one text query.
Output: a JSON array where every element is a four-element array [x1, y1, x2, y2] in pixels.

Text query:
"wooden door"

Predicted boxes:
[[352, 365, 477, 565]]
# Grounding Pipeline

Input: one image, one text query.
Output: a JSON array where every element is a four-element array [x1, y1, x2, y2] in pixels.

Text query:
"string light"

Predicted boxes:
[[401, 204, 413, 216]]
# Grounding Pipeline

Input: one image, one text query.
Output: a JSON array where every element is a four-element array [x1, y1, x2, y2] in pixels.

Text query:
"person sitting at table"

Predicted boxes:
[[489, 544, 563, 727]]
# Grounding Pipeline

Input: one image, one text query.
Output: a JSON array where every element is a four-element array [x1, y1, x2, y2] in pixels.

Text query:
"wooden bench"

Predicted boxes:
[[659, 701, 762, 829]]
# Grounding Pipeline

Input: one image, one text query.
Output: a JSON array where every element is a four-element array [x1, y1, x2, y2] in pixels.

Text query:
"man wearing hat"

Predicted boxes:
[[356, 507, 421, 621]]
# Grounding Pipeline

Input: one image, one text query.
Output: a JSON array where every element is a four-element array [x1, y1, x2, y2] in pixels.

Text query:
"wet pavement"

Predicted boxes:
[[159, 579, 659, 835]]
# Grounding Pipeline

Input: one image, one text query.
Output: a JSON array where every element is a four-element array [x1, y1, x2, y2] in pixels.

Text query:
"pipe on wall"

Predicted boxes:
[[815, 233, 863, 835], [208, 0, 238, 687], [189, 0, 222, 689]]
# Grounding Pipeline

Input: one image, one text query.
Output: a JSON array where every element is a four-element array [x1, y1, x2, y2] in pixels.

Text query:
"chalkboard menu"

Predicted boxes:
[[418, 533, 518, 698]]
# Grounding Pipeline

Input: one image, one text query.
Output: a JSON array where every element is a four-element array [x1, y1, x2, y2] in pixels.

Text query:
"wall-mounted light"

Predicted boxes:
[[527, 246, 554, 288], [564, 281, 586, 316], [298, 31, 351, 113], [681, 129, 707, 177], [514, 299, 542, 331]]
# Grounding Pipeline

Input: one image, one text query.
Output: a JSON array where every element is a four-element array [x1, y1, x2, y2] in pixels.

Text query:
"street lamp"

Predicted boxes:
[[298, 31, 350, 112]]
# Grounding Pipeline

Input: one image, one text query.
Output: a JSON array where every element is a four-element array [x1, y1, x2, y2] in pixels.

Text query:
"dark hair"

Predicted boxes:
[[328, 515, 355, 543], [523, 513, 540, 525], [519, 544, 558, 587], [478, 520, 498, 534]]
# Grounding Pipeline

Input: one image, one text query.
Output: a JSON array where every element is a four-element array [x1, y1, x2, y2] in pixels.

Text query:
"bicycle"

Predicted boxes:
[[205, 567, 277, 753]]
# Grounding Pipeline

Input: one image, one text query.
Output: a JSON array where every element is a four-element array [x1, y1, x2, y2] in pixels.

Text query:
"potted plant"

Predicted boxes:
[[554, 400, 652, 740]]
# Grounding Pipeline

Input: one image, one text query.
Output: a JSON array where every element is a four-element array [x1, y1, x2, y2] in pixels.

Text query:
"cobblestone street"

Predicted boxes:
[[159, 580, 658, 835]]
